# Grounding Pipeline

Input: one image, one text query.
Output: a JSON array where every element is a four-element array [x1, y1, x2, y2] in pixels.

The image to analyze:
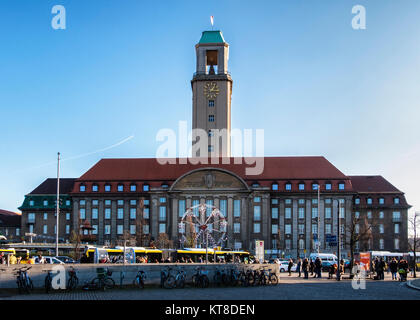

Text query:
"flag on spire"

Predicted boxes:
[[210, 16, 214, 27]]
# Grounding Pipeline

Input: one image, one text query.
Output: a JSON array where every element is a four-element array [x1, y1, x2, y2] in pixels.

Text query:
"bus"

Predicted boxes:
[[83, 246, 163, 264], [167, 248, 251, 263]]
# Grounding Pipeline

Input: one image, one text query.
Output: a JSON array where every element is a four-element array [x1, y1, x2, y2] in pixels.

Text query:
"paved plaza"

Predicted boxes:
[[1, 272, 419, 300]]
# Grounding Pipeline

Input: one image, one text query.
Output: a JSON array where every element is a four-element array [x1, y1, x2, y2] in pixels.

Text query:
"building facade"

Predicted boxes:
[[18, 30, 411, 258], [0, 209, 21, 242]]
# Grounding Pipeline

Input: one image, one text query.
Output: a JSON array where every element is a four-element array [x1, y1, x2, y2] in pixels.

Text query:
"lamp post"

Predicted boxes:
[[336, 200, 341, 281], [317, 184, 320, 254], [55, 152, 60, 257]]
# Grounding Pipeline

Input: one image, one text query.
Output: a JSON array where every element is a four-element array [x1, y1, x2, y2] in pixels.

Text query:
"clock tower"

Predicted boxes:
[[191, 30, 232, 157]]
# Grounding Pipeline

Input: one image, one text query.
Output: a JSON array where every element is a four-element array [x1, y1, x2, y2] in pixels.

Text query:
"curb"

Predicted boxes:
[[406, 280, 420, 291]]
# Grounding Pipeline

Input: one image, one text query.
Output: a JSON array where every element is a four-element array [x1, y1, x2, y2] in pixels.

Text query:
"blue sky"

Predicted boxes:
[[0, 0, 419, 218]]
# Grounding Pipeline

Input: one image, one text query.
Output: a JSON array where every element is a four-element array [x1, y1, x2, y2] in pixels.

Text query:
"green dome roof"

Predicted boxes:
[[198, 30, 225, 44]]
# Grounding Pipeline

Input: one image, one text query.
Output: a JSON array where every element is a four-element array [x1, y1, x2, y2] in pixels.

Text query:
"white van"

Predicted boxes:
[[309, 253, 338, 271]]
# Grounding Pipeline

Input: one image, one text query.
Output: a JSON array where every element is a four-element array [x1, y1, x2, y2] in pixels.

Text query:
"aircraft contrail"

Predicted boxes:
[[11, 135, 135, 174]]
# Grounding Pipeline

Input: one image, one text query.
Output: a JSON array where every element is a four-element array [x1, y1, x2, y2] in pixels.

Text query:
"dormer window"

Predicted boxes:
[[339, 183, 345, 190], [312, 183, 319, 190], [285, 183, 292, 191], [298, 183, 305, 191], [325, 183, 332, 190], [29, 200, 34, 206], [379, 197, 385, 205], [105, 184, 111, 192], [161, 183, 169, 189], [92, 184, 98, 192], [272, 183, 279, 191], [394, 197, 400, 205], [130, 184, 137, 192], [117, 184, 124, 192], [143, 184, 150, 192], [79, 185, 86, 192], [252, 182, 260, 188], [43, 200, 48, 206], [367, 197, 373, 205], [355, 198, 360, 205]]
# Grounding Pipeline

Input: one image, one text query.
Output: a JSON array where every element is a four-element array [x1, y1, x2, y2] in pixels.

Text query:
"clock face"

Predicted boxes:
[[204, 82, 219, 99]]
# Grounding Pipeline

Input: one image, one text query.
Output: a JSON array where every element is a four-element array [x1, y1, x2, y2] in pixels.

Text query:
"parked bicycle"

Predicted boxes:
[[90, 267, 115, 291], [67, 266, 79, 291], [43, 269, 53, 293], [161, 267, 176, 289], [175, 268, 186, 289], [192, 266, 209, 288], [261, 266, 278, 285], [133, 270, 147, 289], [13, 266, 33, 294]]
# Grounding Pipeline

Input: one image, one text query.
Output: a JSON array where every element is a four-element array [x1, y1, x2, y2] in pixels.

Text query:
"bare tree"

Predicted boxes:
[[408, 212, 420, 278], [345, 215, 373, 276], [157, 233, 173, 249], [69, 219, 82, 260]]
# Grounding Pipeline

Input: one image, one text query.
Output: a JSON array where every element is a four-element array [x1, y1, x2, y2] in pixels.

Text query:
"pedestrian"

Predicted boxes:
[[329, 263, 336, 279], [0, 252, 5, 264], [296, 258, 302, 277], [309, 259, 315, 276], [314, 257, 322, 278], [302, 258, 309, 279], [390, 258, 398, 280], [379, 258, 386, 280], [288, 258, 294, 276]]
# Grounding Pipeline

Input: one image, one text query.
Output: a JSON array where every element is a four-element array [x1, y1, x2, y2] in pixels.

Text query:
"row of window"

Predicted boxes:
[[79, 199, 152, 206], [272, 198, 344, 205], [29, 199, 71, 207], [79, 184, 165, 192], [354, 197, 400, 205], [27, 212, 71, 223], [177, 199, 241, 217], [277, 238, 400, 250], [79, 207, 152, 220], [270, 182, 345, 191], [36, 224, 155, 236], [0, 227, 20, 236]]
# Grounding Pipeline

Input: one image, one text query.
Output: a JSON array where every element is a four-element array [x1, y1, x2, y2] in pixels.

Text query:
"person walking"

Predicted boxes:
[[329, 263, 336, 279], [296, 258, 302, 277], [390, 258, 398, 280], [288, 258, 294, 276], [379, 258, 386, 280], [315, 257, 322, 278], [309, 259, 315, 276], [302, 258, 309, 279]]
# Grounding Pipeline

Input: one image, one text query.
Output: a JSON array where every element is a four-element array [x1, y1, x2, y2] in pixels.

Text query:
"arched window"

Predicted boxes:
[[285, 182, 292, 191], [272, 183, 279, 191], [79, 184, 86, 192]]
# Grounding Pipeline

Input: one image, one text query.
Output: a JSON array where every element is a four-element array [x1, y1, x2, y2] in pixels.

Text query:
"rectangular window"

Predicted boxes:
[[234, 242, 242, 250], [130, 200, 137, 206], [117, 185, 124, 192], [43, 200, 48, 206], [355, 211, 360, 219], [339, 183, 345, 190], [394, 238, 399, 250], [28, 213, 35, 223], [286, 199, 292, 205], [117, 208, 124, 219], [178, 199, 186, 217], [379, 224, 384, 234], [159, 197, 166, 203], [355, 224, 360, 234], [325, 183, 332, 190], [92, 208, 98, 219], [312, 184, 319, 191], [208, 100, 215, 107], [159, 206, 166, 221], [43, 213, 48, 220], [285, 183, 292, 191], [325, 224, 331, 234], [130, 208, 136, 219], [355, 198, 360, 205], [379, 239, 384, 250], [253, 223, 261, 233], [43, 225, 48, 234], [254, 206, 261, 221], [340, 225, 345, 234], [285, 224, 291, 234], [271, 207, 279, 219], [339, 207, 345, 218], [80, 200, 85, 206], [16, 228, 20, 236], [92, 200, 98, 206], [117, 200, 124, 206], [29, 225, 34, 233], [285, 207, 292, 219], [312, 224, 318, 235], [392, 211, 401, 222], [394, 224, 399, 234], [367, 198, 372, 205], [104, 185, 111, 192], [143, 185, 149, 191], [394, 198, 400, 204], [80, 208, 86, 219], [130, 185, 136, 192], [143, 225, 149, 234], [143, 207, 150, 219], [208, 115, 215, 122], [219, 199, 227, 216], [312, 199, 318, 205], [105, 208, 111, 219], [105, 200, 111, 206], [299, 183, 305, 190], [92, 225, 98, 235], [272, 224, 278, 234], [233, 199, 241, 217], [285, 239, 291, 250], [325, 207, 331, 219], [298, 224, 305, 234], [206, 199, 213, 216], [298, 207, 305, 219], [271, 198, 278, 205], [29, 200, 34, 206], [298, 199, 305, 205], [379, 198, 385, 205], [234, 223, 240, 233], [379, 211, 384, 219], [254, 197, 261, 203], [312, 207, 318, 218], [367, 211, 372, 219], [117, 225, 123, 235], [192, 200, 199, 216], [159, 223, 166, 234], [325, 198, 331, 204], [130, 225, 136, 235], [65, 225, 70, 234]]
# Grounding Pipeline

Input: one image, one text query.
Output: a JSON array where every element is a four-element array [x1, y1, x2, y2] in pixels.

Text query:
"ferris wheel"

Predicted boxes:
[[178, 203, 227, 248]]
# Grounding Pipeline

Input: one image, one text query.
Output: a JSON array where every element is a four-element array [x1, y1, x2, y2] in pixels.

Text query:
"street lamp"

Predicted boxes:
[[336, 200, 341, 281], [55, 152, 60, 257]]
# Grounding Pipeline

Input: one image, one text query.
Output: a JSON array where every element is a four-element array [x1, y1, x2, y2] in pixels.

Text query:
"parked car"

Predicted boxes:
[[279, 261, 297, 272], [55, 256, 76, 264], [309, 253, 338, 271], [33, 256, 64, 264]]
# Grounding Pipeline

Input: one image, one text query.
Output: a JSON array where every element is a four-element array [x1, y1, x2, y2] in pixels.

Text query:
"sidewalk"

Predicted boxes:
[[407, 279, 420, 291]]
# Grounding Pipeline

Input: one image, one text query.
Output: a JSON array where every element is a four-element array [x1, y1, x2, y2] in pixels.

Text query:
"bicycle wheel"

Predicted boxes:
[[164, 275, 176, 289], [192, 274, 199, 287], [28, 278, 34, 292], [176, 277, 185, 289], [133, 277, 144, 289], [92, 277, 103, 290], [269, 274, 278, 285], [17, 278, 23, 294], [68, 277, 78, 291], [104, 278, 115, 290]]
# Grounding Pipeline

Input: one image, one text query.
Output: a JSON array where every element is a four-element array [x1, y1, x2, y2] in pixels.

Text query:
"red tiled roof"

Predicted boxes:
[[77, 157, 349, 181], [349, 176, 402, 193], [30, 178, 76, 195], [0, 210, 21, 227]]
